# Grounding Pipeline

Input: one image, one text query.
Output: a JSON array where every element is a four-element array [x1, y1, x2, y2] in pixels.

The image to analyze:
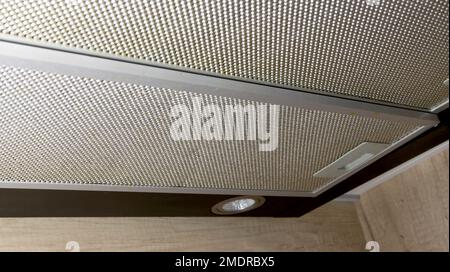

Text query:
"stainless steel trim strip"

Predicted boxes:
[[1, 35, 446, 114], [0, 41, 439, 126]]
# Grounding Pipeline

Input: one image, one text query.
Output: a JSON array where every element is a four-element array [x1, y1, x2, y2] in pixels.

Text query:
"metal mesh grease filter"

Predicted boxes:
[[0, 65, 421, 192], [0, 0, 448, 110]]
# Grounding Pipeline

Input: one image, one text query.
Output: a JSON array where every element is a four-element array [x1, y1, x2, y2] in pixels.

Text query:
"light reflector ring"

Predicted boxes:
[[211, 196, 266, 215]]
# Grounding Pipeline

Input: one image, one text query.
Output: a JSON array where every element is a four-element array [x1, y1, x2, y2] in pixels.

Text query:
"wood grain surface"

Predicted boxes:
[[357, 148, 449, 252], [0, 201, 365, 252]]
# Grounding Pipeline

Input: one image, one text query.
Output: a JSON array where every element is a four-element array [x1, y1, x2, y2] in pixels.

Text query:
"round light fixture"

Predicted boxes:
[[211, 196, 266, 215]]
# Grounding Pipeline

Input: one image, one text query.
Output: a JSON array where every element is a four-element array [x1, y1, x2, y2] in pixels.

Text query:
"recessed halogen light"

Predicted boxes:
[[211, 196, 266, 215]]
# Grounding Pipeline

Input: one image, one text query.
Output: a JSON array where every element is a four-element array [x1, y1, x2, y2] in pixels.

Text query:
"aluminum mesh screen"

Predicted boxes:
[[0, 65, 422, 192], [0, 0, 448, 110]]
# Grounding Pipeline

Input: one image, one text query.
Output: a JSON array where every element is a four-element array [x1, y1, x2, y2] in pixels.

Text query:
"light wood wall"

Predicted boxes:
[[356, 147, 449, 252], [0, 202, 365, 252]]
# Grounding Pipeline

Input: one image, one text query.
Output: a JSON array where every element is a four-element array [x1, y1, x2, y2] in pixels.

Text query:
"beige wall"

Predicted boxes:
[[356, 147, 449, 252], [0, 202, 365, 252]]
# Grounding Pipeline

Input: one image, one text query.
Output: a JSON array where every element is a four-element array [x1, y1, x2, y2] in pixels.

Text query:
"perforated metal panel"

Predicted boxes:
[[0, 0, 448, 110], [0, 64, 425, 193]]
